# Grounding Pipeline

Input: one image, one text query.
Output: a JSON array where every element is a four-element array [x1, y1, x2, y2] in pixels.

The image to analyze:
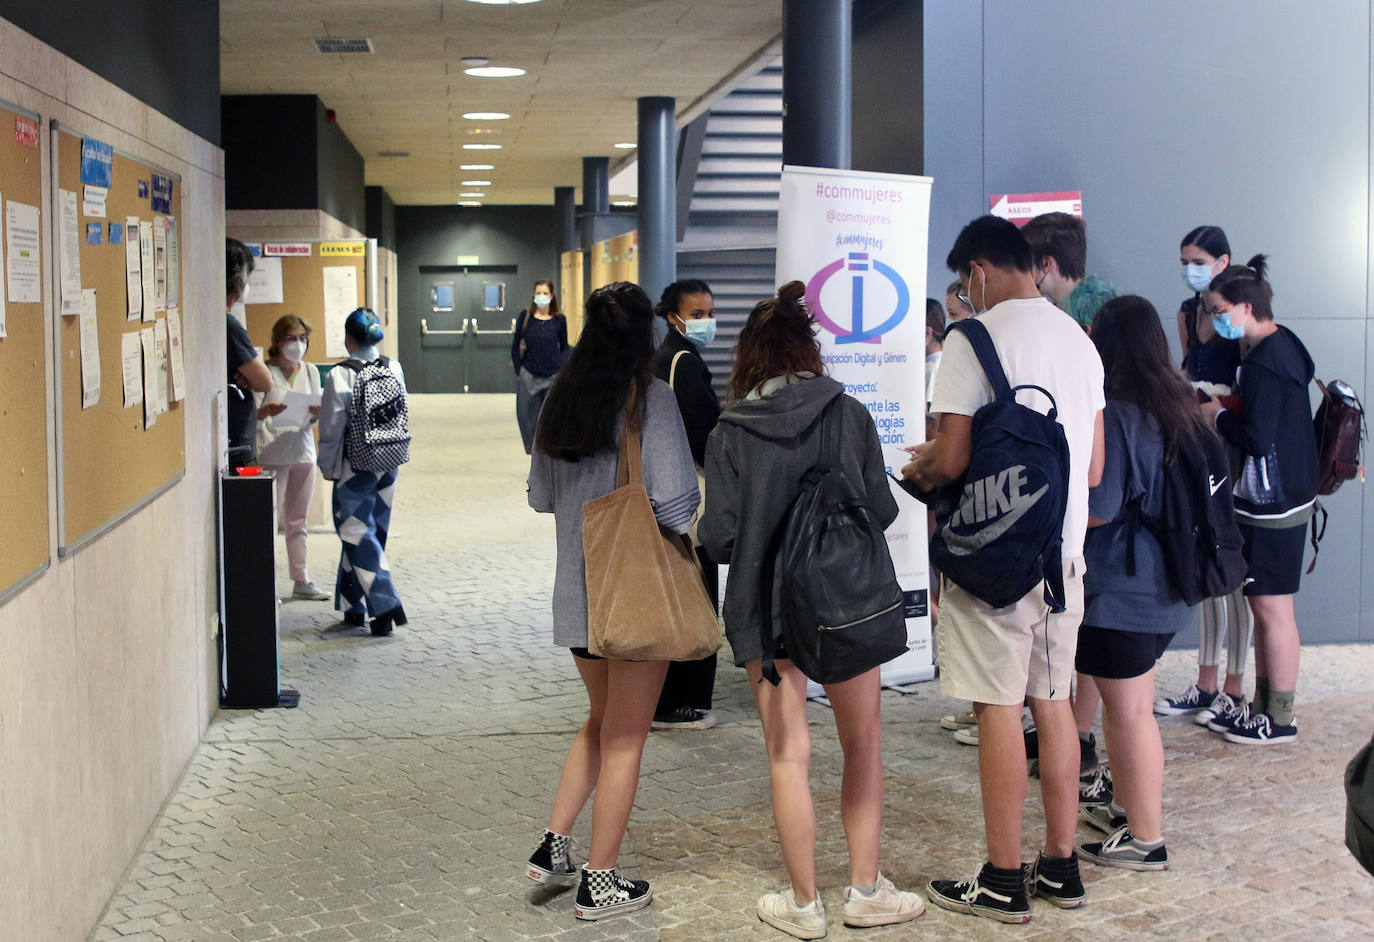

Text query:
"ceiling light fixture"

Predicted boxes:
[[461, 180, 492, 186], [461, 56, 490, 67], [613, 142, 637, 149], [462, 143, 503, 150], [463, 112, 510, 120], [464, 66, 526, 78], [460, 164, 495, 171], [457, 201, 483, 206], [459, 191, 486, 197], [612, 201, 637, 207]]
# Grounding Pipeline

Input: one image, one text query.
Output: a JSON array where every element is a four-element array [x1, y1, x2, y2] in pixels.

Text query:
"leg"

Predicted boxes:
[[1072, 673, 1100, 736], [1095, 672, 1164, 842], [549, 655, 609, 835], [281, 463, 314, 583], [1222, 587, 1253, 698], [1027, 697, 1078, 858], [975, 702, 1029, 869], [825, 667, 884, 889], [1248, 593, 1300, 701], [343, 468, 403, 618], [746, 658, 818, 902], [331, 475, 368, 616], [515, 370, 536, 454], [586, 658, 670, 869], [1196, 595, 1224, 692]]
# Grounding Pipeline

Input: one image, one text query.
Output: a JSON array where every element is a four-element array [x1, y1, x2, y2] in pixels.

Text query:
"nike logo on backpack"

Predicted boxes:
[[941, 466, 1049, 556], [1209, 474, 1227, 497]]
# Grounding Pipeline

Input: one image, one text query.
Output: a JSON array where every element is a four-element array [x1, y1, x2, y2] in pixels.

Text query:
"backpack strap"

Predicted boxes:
[[338, 357, 365, 373], [947, 319, 1013, 402], [821, 395, 842, 470], [668, 349, 689, 390], [1307, 498, 1328, 575]]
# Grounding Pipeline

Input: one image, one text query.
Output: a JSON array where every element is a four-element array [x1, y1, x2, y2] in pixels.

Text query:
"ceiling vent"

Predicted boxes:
[[314, 37, 374, 54], [377, 150, 410, 158]]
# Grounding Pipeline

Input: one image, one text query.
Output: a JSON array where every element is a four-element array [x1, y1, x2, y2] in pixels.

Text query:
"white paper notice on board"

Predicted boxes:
[[0, 191, 7, 338], [58, 189, 82, 313], [6, 199, 40, 304], [121, 330, 142, 407], [141, 325, 157, 428], [246, 255, 283, 304], [322, 265, 359, 358], [166, 306, 186, 402], [139, 217, 156, 321], [154, 318, 169, 413], [166, 217, 180, 309], [124, 216, 142, 320], [82, 184, 108, 218], [79, 289, 100, 409], [153, 216, 168, 313]]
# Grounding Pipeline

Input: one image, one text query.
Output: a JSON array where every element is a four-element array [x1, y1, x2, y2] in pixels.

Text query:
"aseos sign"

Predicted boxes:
[[989, 191, 1082, 227]]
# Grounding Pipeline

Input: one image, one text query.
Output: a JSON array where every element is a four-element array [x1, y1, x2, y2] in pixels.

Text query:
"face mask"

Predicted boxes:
[[968, 265, 989, 315], [681, 317, 716, 348], [1211, 309, 1245, 341], [240, 282, 252, 303], [281, 340, 306, 362], [1183, 263, 1213, 293], [533, 293, 551, 309]]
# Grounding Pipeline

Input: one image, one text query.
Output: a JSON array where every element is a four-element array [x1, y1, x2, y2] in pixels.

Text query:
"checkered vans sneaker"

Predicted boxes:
[[1078, 825, 1169, 871], [573, 865, 652, 920], [941, 709, 977, 731], [1223, 711, 1297, 745], [1079, 765, 1113, 807], [526, 830, 577, 886], [1203, 693, 1248, 731], [1025, 852, 1085, 908], [1154, 682, 1218, 717], [927, 863, 1030, 924], [1080, 800, 1127, 836]]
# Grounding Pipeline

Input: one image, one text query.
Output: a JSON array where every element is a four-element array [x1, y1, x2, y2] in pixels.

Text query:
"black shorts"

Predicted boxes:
[[1240, 522, 1306, 596], [1075, 625, 1175, 680]]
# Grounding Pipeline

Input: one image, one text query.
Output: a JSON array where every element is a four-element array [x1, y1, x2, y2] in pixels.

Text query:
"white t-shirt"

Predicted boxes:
[[255, 361, 322, 467], [924, 350, 942, 409], [928, 296, 1105, 558]]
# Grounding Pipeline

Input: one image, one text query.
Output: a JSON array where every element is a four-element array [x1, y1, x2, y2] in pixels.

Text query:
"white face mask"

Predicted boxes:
[[240, 282, 252, 303], [534, 293, 552, 309], [281, 340, 306, 362]]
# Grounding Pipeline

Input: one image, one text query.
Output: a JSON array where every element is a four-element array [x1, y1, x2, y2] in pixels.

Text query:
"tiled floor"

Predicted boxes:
[[92, 395, 1374, 941]]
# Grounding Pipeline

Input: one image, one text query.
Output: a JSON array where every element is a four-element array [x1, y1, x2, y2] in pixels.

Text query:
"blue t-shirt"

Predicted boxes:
[[1083, 399, 1195, 633]]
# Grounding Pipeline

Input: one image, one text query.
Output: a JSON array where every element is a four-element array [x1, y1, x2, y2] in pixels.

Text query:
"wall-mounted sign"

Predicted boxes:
[[988, 190, 1082, 227], [320, 241, 366, 256], [456, 254, 480, 265], [263, 242, 312, 257]]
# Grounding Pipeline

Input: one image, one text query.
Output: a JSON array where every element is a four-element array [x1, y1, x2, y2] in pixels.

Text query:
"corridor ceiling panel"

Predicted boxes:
[[220, 1, 783, 205]]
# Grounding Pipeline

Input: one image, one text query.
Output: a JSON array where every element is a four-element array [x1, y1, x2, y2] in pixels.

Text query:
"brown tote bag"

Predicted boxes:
[[582, 401, 721, 661]]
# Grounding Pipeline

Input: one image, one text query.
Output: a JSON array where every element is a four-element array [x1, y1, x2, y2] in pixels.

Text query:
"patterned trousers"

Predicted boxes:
[[332, 463, 403, 618]]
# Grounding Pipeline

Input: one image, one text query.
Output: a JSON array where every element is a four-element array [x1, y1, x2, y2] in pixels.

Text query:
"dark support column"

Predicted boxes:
[[782, 0, 852, 169], [637, 95, 676, 307], [554, 186, 576, 257], [582, 157, 609, 216]]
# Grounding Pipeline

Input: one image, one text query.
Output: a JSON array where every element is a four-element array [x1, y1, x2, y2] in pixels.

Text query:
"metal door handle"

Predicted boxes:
[[469, 317, 517, 336], [421, 317, 469, 336]]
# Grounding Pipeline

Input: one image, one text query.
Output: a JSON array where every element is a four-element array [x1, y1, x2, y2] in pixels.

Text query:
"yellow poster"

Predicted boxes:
[[319, 241, 366, 257]]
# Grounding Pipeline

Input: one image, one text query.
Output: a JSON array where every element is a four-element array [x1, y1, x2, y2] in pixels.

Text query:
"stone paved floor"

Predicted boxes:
[[92, 395, 1374, 941]]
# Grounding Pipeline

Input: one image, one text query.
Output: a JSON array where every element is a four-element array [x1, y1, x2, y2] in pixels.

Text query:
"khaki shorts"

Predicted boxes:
[[937, 557, 1085, 705]]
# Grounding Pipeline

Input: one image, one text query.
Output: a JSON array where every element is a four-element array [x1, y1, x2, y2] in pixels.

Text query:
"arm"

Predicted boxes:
[[1087, 405, 1125, 526], [1214, 365, 1282, 457], [1176, 303, 1191, 357], [235, 355, 272, 393], [674, 355, 722, 466], [557, 315, 569, 354], [1088, 408, 1106, 487], [902, 413, 973, 489], [641, 382, 699, 534], [858, 407, 899, 529], [697, 431, 738, 563], [315, 368, 351, 480], [526, 448, 554, 513], [511, 311, 525, 372]]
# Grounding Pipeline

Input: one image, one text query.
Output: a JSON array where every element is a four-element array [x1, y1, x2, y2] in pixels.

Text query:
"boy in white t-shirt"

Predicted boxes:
[[903, 215, 1105, 924]]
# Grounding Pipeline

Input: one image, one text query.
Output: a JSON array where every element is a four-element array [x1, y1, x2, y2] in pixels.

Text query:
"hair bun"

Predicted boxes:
[[777, 280, 806, 304]]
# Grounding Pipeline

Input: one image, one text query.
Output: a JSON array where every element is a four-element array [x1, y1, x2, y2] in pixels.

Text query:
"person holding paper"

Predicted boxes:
[[256, 314, 328, 601]]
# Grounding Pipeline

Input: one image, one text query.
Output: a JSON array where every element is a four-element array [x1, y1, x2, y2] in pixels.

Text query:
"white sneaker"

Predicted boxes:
[[842, 872, 924, 927], [940, 709, 977, 731], [953, 725, 979, 746], [757, 888, 827, 939], [292, 580, 330, 600]]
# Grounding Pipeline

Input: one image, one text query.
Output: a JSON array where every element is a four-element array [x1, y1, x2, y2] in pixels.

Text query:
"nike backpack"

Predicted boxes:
[[758, 398, 909, 686], [922, 318, 1070, 611], [338, 356, 411, 472], [1127, 429, 1247, 607]]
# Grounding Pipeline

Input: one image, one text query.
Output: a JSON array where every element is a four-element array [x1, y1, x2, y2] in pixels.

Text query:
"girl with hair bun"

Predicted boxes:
[[699, 282, 924, 938], [316, 308, 409, 636]]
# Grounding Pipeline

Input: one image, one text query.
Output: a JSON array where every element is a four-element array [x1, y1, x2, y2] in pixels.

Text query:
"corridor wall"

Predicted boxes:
[[923, 0, 1374, 642]]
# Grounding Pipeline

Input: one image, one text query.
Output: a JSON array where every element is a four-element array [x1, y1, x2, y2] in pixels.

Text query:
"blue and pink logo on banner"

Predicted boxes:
[[806, 252, 910, 344]]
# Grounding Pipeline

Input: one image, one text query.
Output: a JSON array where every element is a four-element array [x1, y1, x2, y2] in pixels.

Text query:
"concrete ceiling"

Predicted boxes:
[[220, 0, 783, 207]]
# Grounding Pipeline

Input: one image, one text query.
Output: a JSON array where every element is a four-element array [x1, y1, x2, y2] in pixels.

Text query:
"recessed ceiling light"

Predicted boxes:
[[463, 112, 510, 120], [459, 191, 486, 197], [613, 142, 637, 149], [465, 66, 526, 78], [461, 180, 492, 186], [462, 143, 503, 150], [461, 56, 490, 67], [460, 164, 495, 170], [457, 201, 483, 206], [612, 201, 637, 207]]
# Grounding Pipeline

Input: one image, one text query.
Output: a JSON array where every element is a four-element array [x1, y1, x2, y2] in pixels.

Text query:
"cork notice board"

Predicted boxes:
[[0, 103, 48, 599], [54, 126, 184, 555], [560, 249, 584, 343], [240, 243, 367, 366]]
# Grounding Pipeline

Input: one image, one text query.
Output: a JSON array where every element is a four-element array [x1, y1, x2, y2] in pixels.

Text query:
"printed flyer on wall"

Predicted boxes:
[[776, 165, 936, 688]]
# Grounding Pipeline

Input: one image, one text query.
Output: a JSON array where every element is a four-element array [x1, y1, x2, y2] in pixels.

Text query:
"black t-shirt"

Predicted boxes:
[[226, 313, 258, 456]]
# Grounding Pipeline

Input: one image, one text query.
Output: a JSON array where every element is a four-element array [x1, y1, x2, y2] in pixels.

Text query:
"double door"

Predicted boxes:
[[418, 267, 518, 393]]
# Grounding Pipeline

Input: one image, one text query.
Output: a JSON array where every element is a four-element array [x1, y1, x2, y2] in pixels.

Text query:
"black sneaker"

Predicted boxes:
[[1079, 765, 1113, 807], [573, 865, 652, 920], [1154, 682, 1218, 717], [651, 706, 718, 731], [1223, 711, 1297, 745], [1025, 852, 1085, 909], [1080, 801, 1127, 835], [1078, 825, 1169, 871], [1079, 732, 1100, 776], [526, 830, 577, 887], [927, 863, 1030, 924]]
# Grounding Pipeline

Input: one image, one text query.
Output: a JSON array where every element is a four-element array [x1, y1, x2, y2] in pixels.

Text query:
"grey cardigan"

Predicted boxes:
[[698, 375, 898, 666], [527, 378, 699, 648]]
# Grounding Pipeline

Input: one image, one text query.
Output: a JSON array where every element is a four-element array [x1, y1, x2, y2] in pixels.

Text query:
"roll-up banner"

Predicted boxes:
[[776, 165, 936, 690]]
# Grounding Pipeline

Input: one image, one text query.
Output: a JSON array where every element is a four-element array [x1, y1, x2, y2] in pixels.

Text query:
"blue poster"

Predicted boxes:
[[85, 222, 103, 245], [80, 138, 114, 188], [137, 179, 149, 199], [151, 174, 173, 214], [108, 221, 124, 245]]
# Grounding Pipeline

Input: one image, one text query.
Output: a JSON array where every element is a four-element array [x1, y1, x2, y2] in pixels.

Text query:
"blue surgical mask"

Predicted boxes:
[[1183, 263, 1213, 293], [533, 293, 551, 309], [1211, 310, 1245, 341], [681, 317, 716, 348]]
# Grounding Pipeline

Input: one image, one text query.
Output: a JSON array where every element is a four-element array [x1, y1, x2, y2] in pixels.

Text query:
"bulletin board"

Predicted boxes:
[[54, 126, 184, 555], [0, 102, 49, 600], [589, 230, 638, 293], [560, 249, 584, 343], [239, 242, 368, 365]]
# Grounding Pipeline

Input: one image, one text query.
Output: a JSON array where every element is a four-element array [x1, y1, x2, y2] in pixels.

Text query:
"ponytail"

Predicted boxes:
[[726, 280, 826, 401], [1209, 254, 1274, 321]]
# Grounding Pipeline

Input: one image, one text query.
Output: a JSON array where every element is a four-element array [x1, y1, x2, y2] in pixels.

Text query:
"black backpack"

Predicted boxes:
[[919, 318, 1070, 611], [758, 398, 909, 686], [1126, 428, 1247, 607]]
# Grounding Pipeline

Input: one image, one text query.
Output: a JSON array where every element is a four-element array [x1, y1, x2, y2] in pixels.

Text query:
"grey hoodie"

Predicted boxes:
[[699, 375, 898, 667]]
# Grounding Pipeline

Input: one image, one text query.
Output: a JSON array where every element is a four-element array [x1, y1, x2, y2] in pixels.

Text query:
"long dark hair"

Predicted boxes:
[[1091, 295, 1208, 462], [536, 281, 655, 459], [1209, 254, 1274, 321], [726, 281, 826, 402]]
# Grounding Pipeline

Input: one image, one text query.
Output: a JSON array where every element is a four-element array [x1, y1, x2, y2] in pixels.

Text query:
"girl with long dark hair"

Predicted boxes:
[[512, 279, 569, 454], [524, 281, 698, 921], [1073, 295, 1210, 871], [699, 282, 923, 939]]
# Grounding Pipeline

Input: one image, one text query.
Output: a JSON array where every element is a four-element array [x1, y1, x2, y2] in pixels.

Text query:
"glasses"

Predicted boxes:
[[1206, 303, 1234, 318], [956, 285, 972, 309]]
